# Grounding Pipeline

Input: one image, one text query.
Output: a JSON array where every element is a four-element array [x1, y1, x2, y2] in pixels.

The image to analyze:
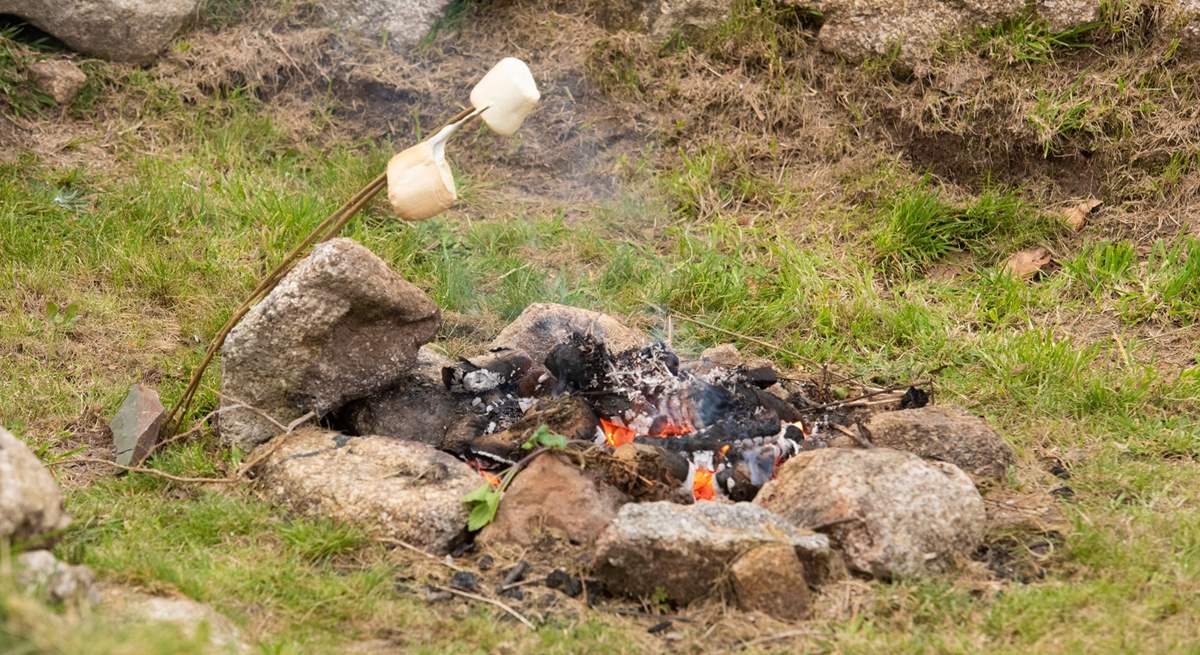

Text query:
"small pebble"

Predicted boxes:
[[450, 571, 478, 592], [477, 554, 494, 571], [545, 569, 583, 598], [501, 560, 529, 587], [424, 587, 452, 603], [1050, 486, 1075, 499]]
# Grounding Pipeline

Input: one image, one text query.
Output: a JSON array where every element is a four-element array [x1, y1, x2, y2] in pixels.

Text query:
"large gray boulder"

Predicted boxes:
[[591, 501, 840, 604], [810, 0, 1100, 68], [219, 238, 439, 450], [755, 447, 985, 579], [320, 0, 453, 50], [863, 406, 1015, 482], [0, 426, 70, 543], [0, 0, 198, 63], [258, 429, 479, 554]]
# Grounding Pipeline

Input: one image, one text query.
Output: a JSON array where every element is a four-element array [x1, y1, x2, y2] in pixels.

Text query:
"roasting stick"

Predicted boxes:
[[162, 106, 480, 435]]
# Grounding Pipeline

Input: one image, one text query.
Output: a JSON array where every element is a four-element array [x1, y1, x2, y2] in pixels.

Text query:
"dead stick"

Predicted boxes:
[[378, 538, 466, 572], [669, 313, 880, 390], [430, 584, 536, 630]]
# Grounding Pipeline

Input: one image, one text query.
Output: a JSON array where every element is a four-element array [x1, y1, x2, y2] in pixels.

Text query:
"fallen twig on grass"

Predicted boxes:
[[378, 538, 466, 572], [139, 402, 248, 462], [430, 584, 536, 630]]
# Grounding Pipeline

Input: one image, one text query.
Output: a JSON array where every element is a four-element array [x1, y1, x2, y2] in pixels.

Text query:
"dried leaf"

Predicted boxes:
[[1003, 247, 1053, 279], [1063, 197, 1102, 231]]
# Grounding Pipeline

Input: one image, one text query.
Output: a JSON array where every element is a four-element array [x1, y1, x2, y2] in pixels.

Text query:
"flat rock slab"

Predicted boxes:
[[592, 501, 838, 604], [0, 0, 198, 62], [110, 383, 165, 467], [490, 302, 647, 363], [0, 426, 70, 543], [755, 447, 985, 579], [258, 429, 478, 554], [479, 452, 628, 548], [220, 238, 439, 450], [864, 405, 1014, 481]]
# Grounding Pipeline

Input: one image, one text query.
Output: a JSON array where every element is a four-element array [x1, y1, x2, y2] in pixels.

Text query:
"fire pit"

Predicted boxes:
[[408, 327, 923, 504]]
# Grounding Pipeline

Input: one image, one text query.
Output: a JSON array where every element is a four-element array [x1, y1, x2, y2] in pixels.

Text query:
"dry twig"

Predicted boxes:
[[430, 584, 536, 630], [378, 538, 466, 572]]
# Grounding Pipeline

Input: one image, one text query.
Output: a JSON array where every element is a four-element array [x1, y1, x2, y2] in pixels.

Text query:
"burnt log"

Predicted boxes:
[[470, 396, 598, 460]]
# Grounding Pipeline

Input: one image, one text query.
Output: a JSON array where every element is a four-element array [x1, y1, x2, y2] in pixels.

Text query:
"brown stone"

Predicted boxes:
[[110, 383, 165, 466], [27, 59, 87, 104], [478, 453, 629, 547], [730, 544, 812, 621], [219, 238, 439, 450], [258, 428, 478, 554], [755, 448, 985, 579], [864, 406, 1015, 481]]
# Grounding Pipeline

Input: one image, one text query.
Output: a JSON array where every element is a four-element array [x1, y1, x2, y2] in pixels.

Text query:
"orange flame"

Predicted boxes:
[[600, 418, 637, 447], [479, 470, 503, 489], [692, 467, 716, 501]]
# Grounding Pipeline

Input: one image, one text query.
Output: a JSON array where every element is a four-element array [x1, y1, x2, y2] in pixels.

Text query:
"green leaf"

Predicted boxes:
[[522, 425, 568, 451], [46, 301, 59, 319], [462, 482, 495, 503], [62, 302, 79, 321], [463, 482, 502, 531]]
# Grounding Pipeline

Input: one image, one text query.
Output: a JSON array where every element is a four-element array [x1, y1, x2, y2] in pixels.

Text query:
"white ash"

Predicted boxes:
[[462, 369, 504, 393]]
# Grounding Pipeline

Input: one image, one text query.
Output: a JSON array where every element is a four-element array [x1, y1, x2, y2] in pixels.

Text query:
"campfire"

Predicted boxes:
[[424, 331, 901, 503]]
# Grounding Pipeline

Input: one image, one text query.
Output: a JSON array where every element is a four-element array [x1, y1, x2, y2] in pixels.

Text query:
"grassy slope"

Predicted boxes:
[[2, 2, 1200, 653]]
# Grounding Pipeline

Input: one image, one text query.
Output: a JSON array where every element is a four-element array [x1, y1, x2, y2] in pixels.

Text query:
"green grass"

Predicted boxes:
[[872, 182, 1063, 276], [4, 12, 1200, 654], [972, 16, 1098, 64]]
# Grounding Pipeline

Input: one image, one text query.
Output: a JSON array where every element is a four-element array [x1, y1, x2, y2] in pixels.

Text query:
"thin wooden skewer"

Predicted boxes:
[[163, 106, 478, 435]]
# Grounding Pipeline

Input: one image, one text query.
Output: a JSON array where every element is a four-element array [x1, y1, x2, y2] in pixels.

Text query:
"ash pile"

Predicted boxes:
[[217, 238, 1045, 622]]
